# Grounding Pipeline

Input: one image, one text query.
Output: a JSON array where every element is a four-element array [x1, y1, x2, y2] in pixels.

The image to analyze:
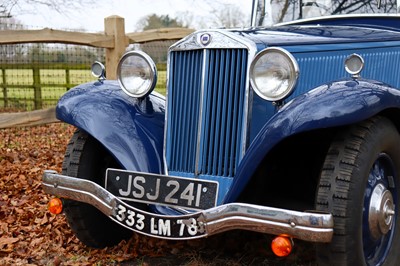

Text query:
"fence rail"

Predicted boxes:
[[0, 107, 57, 129], [0, 28, 115, 48], [1, 63, 90, 109], [0, 16, 194, 128]]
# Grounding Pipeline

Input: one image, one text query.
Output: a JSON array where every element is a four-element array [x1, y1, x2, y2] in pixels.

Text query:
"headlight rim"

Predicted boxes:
[[344, 53, 364, 77], [91, 61, 106, 79], [117, 50, 158, 98], [250, 47, 299, 102]]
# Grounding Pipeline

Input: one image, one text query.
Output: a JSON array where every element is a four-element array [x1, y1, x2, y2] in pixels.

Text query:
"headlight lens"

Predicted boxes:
[[344, 53, 364, 76], [250, 47, 299, 101], [117, 51, 157, 98], [91, 61, 106, 79]]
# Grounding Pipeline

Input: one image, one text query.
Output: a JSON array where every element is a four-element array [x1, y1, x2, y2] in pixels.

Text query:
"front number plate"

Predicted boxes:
[[113, 201, 206, 239], [105, 169, 219, 210]]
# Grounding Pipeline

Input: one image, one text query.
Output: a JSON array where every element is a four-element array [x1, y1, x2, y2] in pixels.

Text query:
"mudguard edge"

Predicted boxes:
[[226, 79, 400, 202], [56, 80, 165, 174]]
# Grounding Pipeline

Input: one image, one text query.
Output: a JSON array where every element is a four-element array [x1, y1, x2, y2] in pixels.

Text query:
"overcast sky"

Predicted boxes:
[[13, 0, 252, 32]]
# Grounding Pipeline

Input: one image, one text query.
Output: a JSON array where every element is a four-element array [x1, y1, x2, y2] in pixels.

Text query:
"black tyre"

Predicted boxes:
[[316, 116, 400, 266], [62, 130, 132, 248]]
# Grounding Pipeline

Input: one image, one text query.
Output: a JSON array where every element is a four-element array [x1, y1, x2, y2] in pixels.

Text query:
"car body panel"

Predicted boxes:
[[56, 81, 165, 174], [227, 79, 400, 201]]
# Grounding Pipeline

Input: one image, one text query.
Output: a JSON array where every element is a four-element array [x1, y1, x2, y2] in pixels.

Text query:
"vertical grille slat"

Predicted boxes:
[[173, 52, 185, 171], [236, 50, 247, 167], [199, 51, 214, 174], [209, 50, 220, 175], [213, 50, 225, 176], [167, 48, 248, 178], [223, 50, 236, 177], [177, 54, 188, 170], [188, 51, 202, 173], [167, 50, 203, 173], [218, 50, 230, 177], [188, 52, 201, 170]]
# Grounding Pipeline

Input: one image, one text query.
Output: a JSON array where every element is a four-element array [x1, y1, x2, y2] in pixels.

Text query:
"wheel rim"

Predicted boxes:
[[363, 153, 397, 265]]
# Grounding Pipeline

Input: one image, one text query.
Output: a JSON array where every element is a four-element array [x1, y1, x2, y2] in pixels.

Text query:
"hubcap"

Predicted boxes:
[[363, 154, 397, 264], [368, 184, 395, 240]]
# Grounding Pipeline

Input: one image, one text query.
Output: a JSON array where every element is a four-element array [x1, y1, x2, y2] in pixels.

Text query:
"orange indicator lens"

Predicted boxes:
[[48, 198, 63, 214], [271, 235, 293, 257]]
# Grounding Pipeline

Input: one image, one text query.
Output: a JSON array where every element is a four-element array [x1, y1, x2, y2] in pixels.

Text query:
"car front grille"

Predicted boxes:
[[166, 48, 248, 178]]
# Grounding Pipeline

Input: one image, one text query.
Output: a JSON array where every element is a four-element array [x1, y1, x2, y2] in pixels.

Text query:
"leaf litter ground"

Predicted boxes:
[[0, 123, 316, 265]]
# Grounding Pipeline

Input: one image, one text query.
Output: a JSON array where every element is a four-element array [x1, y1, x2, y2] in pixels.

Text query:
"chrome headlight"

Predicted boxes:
[[117, 51, 157, 98], [91, 61, 106, 80], [250, 47, 299, 102]]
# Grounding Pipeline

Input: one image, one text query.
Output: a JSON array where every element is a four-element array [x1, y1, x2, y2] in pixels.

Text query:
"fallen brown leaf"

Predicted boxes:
[[0, 237, 19, 246], [0, 122, 316, 265]]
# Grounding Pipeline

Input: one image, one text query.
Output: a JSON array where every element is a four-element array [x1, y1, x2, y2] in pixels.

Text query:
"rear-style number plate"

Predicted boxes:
[[105, 169, 219, 210]]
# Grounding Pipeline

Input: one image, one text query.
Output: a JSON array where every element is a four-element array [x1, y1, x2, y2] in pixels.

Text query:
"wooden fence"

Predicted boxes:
[[0, 17, 193, 78], [0, 107, 57, 129], [0, 16, 194, 128], [1, 63, 90, 110]]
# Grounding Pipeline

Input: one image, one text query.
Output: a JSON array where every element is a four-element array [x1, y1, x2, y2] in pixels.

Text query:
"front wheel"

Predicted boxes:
[[316, 116, 400, 266], [62, 130, 132, 248]]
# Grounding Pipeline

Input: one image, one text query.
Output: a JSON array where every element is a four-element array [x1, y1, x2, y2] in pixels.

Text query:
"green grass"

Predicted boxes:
[[0, 68, 167, 110], [155, 70, 167, 95]]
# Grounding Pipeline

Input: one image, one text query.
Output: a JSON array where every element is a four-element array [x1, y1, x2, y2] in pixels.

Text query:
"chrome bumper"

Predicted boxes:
[[42, 170, 333, 242]]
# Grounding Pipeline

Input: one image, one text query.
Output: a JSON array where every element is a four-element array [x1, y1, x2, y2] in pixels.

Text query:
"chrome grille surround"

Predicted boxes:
[[164, 30, 257, 180]]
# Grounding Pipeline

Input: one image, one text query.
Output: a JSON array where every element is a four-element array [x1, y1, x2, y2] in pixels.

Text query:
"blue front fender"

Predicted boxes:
[[56, 80, 165, 174], [226, 79, 400, 202]]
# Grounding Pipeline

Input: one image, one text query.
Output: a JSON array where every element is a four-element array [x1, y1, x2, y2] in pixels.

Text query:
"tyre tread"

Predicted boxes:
[[316, 116, 400, 265], [61, 130, 130, 248], [316, 117, 378, 265]]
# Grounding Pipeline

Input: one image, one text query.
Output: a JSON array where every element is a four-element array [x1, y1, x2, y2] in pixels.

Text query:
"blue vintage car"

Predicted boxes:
[[43, 0, 400, 265]]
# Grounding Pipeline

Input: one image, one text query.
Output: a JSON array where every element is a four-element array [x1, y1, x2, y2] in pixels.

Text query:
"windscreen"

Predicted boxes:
[[262, 0, 399, 25]]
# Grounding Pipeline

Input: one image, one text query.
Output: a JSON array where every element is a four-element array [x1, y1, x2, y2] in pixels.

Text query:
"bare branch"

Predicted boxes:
[[1, 0, 98, 17]]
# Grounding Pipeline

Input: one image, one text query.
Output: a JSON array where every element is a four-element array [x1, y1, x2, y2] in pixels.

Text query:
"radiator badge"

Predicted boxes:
[[199, 33, 211, 46]]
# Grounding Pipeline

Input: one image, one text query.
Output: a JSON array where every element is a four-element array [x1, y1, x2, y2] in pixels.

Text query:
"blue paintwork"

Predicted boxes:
[[249, 46, 400, 143], [235, 17, 400, 162], [56, 80, 165, 174], [283, 15, 400, 31], [232, 26, 400, 50], [225, 79, 400, 202]]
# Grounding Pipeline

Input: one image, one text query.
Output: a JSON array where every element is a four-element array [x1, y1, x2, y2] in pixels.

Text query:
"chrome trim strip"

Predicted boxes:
[[194, 49, 208, 176], [276, 14, 400, 27], [251, 0, 266, 27], [43, 171, 333, 243], [170, 30, 251, 51], [163, 43, 172, 175], [241, 49, 252, 159]]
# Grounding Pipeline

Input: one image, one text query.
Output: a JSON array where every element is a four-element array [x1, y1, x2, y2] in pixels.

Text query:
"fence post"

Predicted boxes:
[[104, 16, 128, 80], [32, 66, 42, 109], [65, 68, 71, 90], [1, 68, 7, 108]]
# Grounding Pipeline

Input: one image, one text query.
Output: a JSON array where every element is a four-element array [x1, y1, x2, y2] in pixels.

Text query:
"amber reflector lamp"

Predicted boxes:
[[271, 235, 293, 257], [48, 198, 63, 214]]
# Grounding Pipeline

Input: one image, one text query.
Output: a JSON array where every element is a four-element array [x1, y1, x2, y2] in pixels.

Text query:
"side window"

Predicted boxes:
[[328, 0, 398, 15]]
